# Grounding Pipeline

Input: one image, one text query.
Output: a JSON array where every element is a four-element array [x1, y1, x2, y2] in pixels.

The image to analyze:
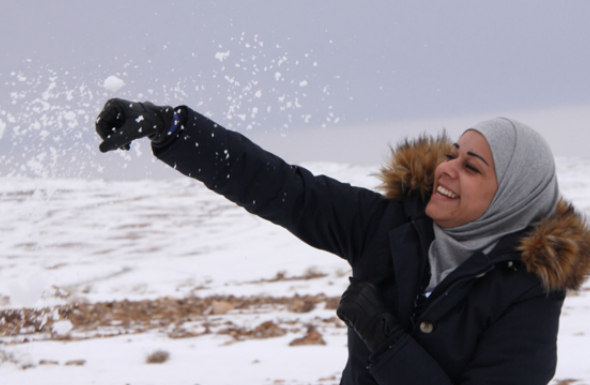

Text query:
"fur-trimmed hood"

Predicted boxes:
[[378, 135, 590, 292]]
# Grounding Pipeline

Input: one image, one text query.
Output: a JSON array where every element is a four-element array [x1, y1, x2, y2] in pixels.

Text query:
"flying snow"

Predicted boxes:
[[215, 50, 231, 62]]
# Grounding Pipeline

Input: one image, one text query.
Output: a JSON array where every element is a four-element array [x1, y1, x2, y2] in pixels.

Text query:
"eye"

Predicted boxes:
[[465, 164, 480, 173], [445, 153, 481, 173]]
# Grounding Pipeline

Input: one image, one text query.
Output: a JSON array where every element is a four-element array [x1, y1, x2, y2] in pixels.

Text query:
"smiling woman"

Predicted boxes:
[[424, 118, 560, 292], [95, 99, 590, 384], [425, 130, 498, 228]]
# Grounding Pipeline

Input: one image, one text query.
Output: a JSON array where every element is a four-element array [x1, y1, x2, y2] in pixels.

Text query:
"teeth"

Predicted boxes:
[[437, 185, 458, 199]]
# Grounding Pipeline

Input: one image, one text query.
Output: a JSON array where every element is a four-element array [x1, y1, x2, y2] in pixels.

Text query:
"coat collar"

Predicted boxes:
[[377, 134, 590, 292]]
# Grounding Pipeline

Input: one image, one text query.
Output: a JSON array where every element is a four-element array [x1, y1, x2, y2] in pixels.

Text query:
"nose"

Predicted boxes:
[[439, 158, 459, 179]]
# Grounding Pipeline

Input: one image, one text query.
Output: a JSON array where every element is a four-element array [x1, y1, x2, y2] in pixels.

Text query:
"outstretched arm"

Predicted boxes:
[[96, 99, 399, 262], [151, 105, 391, 261]]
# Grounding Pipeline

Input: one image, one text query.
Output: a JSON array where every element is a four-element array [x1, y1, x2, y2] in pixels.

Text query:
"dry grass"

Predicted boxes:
[[289, 325, 326, 346], [248, 267, 329, 284], [64, 359, 86, 366]]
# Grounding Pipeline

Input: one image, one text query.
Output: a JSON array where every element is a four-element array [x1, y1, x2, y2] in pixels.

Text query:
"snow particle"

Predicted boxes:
[[215, 50, 231, 62]]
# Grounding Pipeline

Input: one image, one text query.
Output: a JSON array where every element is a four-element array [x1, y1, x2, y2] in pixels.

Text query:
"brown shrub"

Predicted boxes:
[[146, 350, 170, 364], [289, 325, 326, 346]]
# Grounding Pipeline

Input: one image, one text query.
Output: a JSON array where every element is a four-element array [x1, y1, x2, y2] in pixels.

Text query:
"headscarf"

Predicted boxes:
[[426, 117, 560, 290]]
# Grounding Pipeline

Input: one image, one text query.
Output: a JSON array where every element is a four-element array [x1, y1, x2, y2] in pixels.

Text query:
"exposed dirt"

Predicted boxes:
[[0, 293, 343, 345]]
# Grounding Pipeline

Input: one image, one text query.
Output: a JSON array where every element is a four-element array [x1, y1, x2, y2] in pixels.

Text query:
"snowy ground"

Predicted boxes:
[[1, 161, 589, 385]]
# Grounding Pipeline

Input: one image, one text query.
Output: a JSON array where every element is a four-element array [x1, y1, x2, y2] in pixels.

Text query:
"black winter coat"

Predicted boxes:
[[152, 107, 590, 384]]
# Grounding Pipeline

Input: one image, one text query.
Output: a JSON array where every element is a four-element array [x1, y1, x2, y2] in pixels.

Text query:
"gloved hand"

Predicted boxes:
[[95, 98, 175, 153], [337, 278, 404, 353]]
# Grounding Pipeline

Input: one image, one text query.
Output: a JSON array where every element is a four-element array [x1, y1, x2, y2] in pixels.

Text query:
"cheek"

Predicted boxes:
[[468, 182, 496, 215], [481, 177, 498, 203]]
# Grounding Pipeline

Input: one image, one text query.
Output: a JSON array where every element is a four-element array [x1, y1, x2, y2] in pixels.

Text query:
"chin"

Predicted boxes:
[[425, 208, 457, 228], [425, 202, 443, 221]]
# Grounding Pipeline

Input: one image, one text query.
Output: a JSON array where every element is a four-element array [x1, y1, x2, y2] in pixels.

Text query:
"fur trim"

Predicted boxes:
[[377, 134, 452, 201], [378, 134, 590, 292], [519, 201, 590, 291]]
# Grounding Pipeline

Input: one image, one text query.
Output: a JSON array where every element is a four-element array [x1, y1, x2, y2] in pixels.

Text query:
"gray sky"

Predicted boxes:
[[1, 1, 589, 178]]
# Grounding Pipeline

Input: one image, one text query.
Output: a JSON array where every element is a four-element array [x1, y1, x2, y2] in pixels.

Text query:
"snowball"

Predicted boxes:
[[0, 119, 5, 139], [103, 76, 126, 92]]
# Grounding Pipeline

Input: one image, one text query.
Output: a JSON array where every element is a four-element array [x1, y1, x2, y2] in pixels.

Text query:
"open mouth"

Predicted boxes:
[[436, 184, 458, 199]]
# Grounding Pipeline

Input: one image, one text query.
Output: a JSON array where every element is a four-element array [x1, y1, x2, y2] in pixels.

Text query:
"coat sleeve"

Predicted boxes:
[[151, 106, 393, 262], [368, 289, 563, 385]]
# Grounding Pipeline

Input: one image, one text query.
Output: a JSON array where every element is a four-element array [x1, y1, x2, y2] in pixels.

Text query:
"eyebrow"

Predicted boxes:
[[452, 143, 490, 166]]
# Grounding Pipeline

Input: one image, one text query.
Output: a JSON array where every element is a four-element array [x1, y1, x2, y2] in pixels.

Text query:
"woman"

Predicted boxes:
[[96, 99, 590, 384]]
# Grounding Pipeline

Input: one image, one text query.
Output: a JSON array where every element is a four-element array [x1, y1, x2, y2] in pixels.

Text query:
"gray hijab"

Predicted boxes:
[[426, 117, 560, 290]]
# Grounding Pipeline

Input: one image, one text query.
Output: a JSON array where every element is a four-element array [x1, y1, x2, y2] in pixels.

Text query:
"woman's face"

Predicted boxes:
[[425, 130, 498, 228]]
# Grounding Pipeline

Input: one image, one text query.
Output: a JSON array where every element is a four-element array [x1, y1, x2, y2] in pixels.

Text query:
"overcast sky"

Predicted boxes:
[[1, 1, 589, 177]]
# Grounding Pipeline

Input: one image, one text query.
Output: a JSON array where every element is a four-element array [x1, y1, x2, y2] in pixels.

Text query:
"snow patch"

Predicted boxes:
[[52, 320, 74, 335]]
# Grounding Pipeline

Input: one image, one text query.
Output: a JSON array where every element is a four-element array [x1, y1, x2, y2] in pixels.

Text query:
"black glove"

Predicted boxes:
[[337, 278, 404, 353], [95, 98, 175, 153]]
